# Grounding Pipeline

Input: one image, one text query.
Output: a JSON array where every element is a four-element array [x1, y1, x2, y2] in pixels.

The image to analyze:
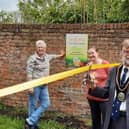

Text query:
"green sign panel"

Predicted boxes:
[[66, 34, 88, 67]]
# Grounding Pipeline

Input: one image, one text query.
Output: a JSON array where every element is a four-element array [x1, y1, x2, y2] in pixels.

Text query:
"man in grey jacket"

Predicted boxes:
[[25, 40, 64, 129], [86, 39, 129, 129]]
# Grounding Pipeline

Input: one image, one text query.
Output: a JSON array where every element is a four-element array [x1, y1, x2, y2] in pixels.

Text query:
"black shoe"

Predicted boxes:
[[25, 120, 39, 129], [25, 120, 31, 129], [35, 125, 39, 129], [25, 120, 35, 129], [30, 126, 36, 129]]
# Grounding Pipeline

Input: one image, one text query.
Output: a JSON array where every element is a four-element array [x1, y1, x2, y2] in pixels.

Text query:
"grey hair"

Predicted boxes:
[[36, 40, 47, 47], [122, 39, 129, 48]]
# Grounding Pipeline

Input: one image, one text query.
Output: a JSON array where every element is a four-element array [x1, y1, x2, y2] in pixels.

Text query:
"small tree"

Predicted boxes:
[[0, 11, 14, 23]]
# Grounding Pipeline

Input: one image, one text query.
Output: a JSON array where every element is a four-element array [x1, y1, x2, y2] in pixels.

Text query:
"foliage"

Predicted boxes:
[[0, 11, 14, 23], [1, 0, 129, 23], [18, 0, 82, 23], [105, 0, 125, 23], [120, 0, 129, 22]]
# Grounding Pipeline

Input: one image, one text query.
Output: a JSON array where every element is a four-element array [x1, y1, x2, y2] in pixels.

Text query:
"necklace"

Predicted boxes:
[[116, 65, 129, 91], [116, 65, 129, 101]]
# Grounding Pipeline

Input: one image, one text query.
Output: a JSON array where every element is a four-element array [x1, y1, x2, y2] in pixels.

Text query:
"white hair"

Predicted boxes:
[[122, 39, 129, 48], [36, 40, 47, 47]]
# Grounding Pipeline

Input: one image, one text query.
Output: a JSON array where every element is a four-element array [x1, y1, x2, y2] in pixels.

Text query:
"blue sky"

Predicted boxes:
[[0, 0, 18, 11]]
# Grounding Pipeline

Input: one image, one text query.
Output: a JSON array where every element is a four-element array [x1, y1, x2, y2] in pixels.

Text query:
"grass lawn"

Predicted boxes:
[[0, 103, 91, 129], [0, 115, 76, 129]]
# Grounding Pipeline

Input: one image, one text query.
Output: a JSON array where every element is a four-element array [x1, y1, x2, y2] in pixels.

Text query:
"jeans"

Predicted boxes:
[[27, 85, 50, 126]]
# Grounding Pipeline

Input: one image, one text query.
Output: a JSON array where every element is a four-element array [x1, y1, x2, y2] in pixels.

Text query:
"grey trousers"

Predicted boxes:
[[108, 115, 126, 129]]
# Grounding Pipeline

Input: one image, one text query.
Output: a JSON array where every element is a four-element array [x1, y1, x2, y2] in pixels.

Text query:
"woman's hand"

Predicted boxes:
[[86, 79, 96, 89]]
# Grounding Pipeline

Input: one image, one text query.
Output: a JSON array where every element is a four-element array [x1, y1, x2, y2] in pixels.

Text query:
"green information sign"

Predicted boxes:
[[66, 34, 88, 67]]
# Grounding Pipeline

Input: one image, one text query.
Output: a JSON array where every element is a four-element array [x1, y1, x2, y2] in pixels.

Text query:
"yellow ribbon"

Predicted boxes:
[[0, 63, 119, 97]]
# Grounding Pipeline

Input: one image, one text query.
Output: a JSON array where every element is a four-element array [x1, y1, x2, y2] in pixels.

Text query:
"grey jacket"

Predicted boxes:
[[26, 53, 58, 79]]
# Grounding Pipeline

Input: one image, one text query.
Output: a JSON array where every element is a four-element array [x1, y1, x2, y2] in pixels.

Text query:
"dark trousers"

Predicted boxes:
[[88, 100, 107, 129], [108, 115, 126, 129]]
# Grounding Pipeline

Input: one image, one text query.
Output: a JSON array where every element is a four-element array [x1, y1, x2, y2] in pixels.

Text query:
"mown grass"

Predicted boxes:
[[0, 115, 24, 129], [0, 103, 91, 129], [0, 114, 76, 129]]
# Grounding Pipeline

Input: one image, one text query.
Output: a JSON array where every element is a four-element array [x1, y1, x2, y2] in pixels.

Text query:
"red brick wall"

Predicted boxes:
[[0, 23, 129, 117]]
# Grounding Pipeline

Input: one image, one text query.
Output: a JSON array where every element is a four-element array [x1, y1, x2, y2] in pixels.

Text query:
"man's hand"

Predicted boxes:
[[60, 50, 65, 57], [28, 88, 34, 94]]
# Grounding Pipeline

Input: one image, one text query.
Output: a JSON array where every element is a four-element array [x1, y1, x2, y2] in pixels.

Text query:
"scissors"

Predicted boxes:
[[82, 65, 92, 85]]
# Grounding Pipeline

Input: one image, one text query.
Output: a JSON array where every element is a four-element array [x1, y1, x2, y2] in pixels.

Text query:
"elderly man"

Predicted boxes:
[[25, 40, 64, 129], [85, 39, 129, 129]]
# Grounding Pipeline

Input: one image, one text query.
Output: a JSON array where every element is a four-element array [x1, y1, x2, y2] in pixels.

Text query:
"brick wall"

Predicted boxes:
[[0, 23, 129, 117]]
